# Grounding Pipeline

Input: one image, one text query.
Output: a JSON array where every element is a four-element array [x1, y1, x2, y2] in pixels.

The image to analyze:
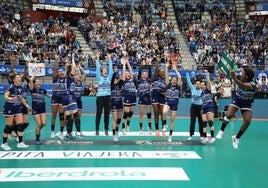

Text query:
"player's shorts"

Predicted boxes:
[[123, 95, 136, 106]]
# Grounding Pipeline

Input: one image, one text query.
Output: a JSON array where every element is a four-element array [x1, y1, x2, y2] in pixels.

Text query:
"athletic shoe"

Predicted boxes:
[[216, 130, 224, 139], [96, 130, 100, 136], [122, 128, 126, 135], [208, 137, 215, 143], [139, 128, 143, 134], [51, 131, 55, 138], [17, 142, 29, 148], [34, 140, 42, 145], [113, 134, 118, 142], [148, 127, 152, 135], [76, 132, 85, 137], [58, 132, 64, 140], [105, 130, 109, 136], [187, 136, 193, 141], [65, 133, 75, 140], [15, 136, 19, 143], [232, 135, 239, 149], [126, 125, 130, 132], [168, 135, 172, 143], [155, 130, 160, 137], [201, 137, 209, 143], [1, 143, 11, 151]]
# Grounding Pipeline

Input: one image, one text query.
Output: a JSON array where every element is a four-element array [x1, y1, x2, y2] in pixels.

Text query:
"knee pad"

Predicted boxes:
[[116, 118, 121, 125], [128, 111, 134, 118], [224, 116, 230, 122], [203, 121, 208, 128], [123, 112, 128, 119], [59, 113, 64, 121], [208, 120, 214, 127], [23, 123, 29, 131], [4, 125, 12, 134], [17, 123, 24, 132], [147, 113, 152, 119]]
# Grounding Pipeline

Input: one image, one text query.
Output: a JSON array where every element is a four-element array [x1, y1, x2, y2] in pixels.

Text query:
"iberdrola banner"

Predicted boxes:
[[218, 51, 237, 78]]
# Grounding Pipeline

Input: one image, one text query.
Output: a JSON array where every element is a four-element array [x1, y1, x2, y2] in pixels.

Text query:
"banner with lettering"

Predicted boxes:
[[28, 63, 46, 76], [218, 51, 237, 78]]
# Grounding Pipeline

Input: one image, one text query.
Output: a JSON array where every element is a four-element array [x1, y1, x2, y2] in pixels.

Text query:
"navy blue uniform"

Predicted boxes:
[[201, 88, 214, 115], [51, 77, 66, 105], [123, 78, 137, 106], [30, 87, 48, 115], [137, 78, 151, 106], [151, 77, 166, 105], [165, 83, 181, 111]]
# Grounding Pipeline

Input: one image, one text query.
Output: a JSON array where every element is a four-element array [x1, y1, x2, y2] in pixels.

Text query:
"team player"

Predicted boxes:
[[110, 66, 124, 141], [1, 74, 32, 150], [50, 54, 66, 139], [151, 61, 167, 137], [29, 73, 52, 144], [163, 60, 182, 142], [200, 70, 216, 143], [216, 68, 256, 149], [95, 51, 113, 136], [121, 56, 137, 134], [136, 61, 152, 134]]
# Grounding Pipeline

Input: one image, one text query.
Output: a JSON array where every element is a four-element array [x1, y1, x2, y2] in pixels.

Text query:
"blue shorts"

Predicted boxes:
[[51, 95, 64, 105], [152, 94, 165, 105], [3, 103, 22, 116], [32, 108, 46, 116], [111, 102, 123, 111], [63, 102, 78, 112], [202, 106, 215, 115], [138, 94, 152, 106], [230, 96, 253, 111], [123, 95, 136, 106], [165, 101, 178, 111]]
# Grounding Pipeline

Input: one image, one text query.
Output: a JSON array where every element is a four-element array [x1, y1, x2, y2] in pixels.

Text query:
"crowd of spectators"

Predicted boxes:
[[174, 0, 268, 71]]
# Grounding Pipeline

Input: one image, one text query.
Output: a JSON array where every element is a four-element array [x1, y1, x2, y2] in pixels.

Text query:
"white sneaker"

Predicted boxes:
[[187, 136, 193, 141], [122, 128, 127, 135], [201, 137, 209, 143], [17, 142, 29, 148], [1, 143, 11, 151], [162, 125, 167, 132], [139, 128, 143, 134], [232, 135, 239, 149], [209, 137, 216, 143], [113, 135, 118, 142], [15, 136, 19, 143], [58, 132, 64, 140], [51, 131, 55, 138], [76, 132, 85, 137], [216, 130, 224, 139], [126, 125, 129, 132], [8, 134, 14, 140], [168, 135, 172, 143]]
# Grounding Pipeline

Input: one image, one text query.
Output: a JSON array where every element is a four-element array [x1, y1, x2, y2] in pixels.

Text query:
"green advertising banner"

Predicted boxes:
[[218, 51, 237, 78]]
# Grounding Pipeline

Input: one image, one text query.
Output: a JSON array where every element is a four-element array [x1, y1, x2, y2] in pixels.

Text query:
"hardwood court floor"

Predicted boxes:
[[0, 115, 267, 188]]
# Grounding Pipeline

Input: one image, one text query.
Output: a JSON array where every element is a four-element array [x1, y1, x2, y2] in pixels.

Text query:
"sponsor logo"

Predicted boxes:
[[0, 150, 201, 160], [0, 167, 189, 182]]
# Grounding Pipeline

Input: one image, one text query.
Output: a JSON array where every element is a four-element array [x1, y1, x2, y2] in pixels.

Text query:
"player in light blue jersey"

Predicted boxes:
[[95, 50, 113, 136]]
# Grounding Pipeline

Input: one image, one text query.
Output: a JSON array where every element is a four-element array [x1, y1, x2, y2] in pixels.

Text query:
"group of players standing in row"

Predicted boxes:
[[1, 51, 256, 151]]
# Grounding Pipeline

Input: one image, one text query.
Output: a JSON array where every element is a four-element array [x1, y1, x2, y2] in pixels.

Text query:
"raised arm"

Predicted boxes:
[[174, 68, 183, 86], [165, 60, 170, 85], [95, 50, 101, 81], [205, 70, 211, 90]]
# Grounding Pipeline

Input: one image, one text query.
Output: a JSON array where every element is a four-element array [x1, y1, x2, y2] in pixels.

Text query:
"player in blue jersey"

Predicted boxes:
[[95, 50, 113, 136], [110, 66, 124, 141], [163, 60, 182, 142], [29, 74, 52, 144], [151, 61, 167, 137], [200, 70, 215, 144], [216, 67, 256, 149], [1, 74, 32, 151], [50, 54, 66, 139], [121, 56, 137, 135], [136, 58, 152, 135]]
